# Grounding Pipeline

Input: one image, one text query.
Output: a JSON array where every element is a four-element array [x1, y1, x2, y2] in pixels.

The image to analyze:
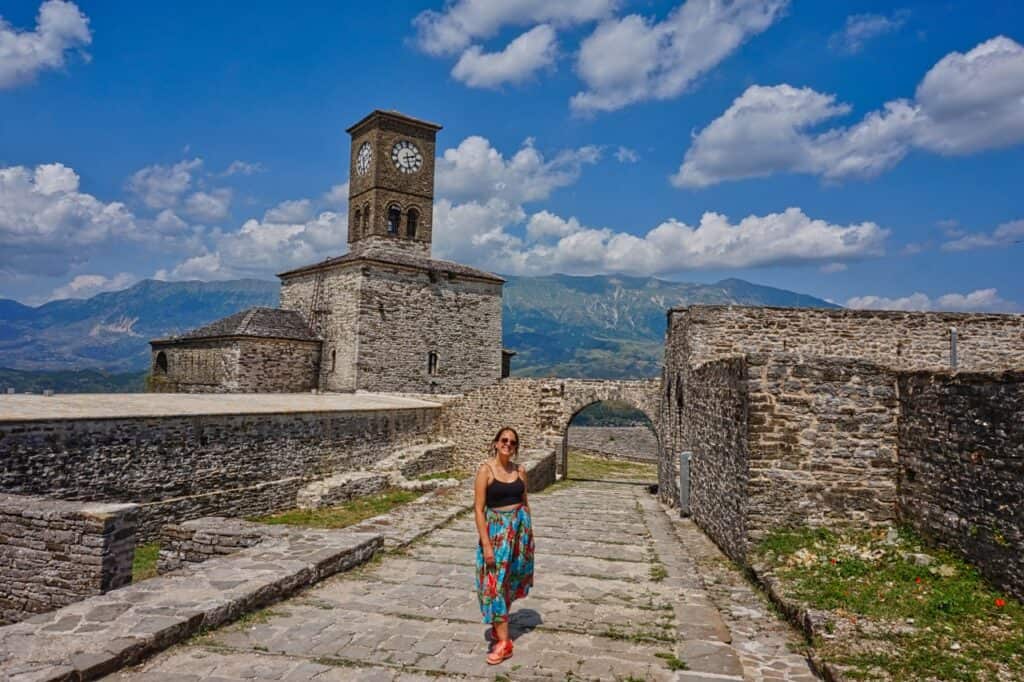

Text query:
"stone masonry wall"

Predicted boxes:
[[744, 353, 899, 548], [0, 407, 438, 540], [149, 340, 238, 393], [280, 267, 361, 392], [897, 370, 1024, 601], [671, 306, 1024, 372], [356, 263, 502, 394], [0, 495, 137, 624], [235, 338, 320, 392], [682, 357, 750, 563], [438, 378, 551, 472], [567, 426, 659, 462]]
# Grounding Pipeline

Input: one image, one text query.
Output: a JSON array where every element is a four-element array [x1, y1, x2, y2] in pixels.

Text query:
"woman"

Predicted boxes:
[[473, 426, 534, 665]]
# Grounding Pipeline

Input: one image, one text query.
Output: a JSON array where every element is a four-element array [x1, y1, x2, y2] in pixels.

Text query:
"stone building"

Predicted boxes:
[[149, 308, 320, 393], [150, 110, 504, 394]]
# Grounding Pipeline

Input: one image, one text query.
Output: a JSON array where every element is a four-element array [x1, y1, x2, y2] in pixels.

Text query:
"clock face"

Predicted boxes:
[[391, 140, 423, 173], [356, 142, 372, 176]]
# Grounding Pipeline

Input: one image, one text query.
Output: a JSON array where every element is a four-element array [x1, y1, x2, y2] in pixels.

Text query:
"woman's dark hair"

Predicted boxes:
[[490, 426, 520, 457]]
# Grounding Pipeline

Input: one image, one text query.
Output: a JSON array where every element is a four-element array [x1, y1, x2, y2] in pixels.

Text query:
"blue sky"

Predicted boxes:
[[1, 0, 1023, 311]]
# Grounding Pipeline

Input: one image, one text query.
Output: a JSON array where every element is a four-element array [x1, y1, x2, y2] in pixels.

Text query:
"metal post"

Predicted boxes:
[[950, 326, 958, 370], [679, 450, 692, 517]]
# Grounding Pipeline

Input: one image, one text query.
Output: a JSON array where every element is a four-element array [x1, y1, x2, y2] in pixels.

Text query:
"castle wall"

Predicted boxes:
[[355, 263, 502, 394], [280, 268, 360, 392], [0, 406, 438, 539], [744, 354, 899, 548], [682, 356, 750, 563], [0, 495, 137, 624], [897, 370, 1024, 601], [671, 306, 1024, 372]]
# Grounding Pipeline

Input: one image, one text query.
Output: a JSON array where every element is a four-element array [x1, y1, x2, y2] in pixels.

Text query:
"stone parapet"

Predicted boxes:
[[0, 495, 137, 625]]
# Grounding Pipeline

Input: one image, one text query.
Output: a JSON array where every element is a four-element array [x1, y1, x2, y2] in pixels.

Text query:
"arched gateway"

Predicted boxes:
[[552, 380, 662, 479]]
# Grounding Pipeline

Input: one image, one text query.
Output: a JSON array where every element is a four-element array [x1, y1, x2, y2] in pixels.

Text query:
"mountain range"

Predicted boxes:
[[0, 275, 836, 390]]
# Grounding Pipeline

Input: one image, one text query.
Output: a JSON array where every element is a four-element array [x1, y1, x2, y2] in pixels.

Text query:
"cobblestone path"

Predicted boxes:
[[112, 480, 818, 681]]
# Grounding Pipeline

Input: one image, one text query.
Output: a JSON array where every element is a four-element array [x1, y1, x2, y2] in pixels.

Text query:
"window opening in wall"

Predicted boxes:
[[427, 351, 439, 375], [156, 351, 168, 374], [387, 205, 401, 234], [362, 203, 370, 231], [331, 349, 337, 372], [353, 209, 361, 238], [407, 208, 418, 238]]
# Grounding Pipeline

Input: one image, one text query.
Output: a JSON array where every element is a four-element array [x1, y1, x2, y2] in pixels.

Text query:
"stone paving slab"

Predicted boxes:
[[0, 392, 441, 422], [0, 529, 381, 681], [109, 478, 818, 681]]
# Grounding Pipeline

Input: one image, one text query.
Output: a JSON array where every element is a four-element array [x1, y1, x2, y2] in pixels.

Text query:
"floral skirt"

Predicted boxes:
[[475, 505, 534, 624]]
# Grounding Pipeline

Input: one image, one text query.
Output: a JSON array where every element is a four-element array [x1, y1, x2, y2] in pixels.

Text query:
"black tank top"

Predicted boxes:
[[486, 469, 525, 508]]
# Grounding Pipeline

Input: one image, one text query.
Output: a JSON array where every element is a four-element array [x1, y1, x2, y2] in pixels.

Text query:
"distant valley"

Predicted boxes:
[[0, 275, 836, 391]]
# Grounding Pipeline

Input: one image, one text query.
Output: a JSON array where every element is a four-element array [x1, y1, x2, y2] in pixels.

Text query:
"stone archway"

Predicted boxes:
[[549, 379, 663, 479]]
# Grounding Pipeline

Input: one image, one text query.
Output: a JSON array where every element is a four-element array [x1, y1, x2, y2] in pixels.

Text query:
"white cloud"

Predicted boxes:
[[153, 209, 188, 234], [128, 159, 203, 209], [221, 160, 264, 176], [436, 135, 600, 204], [49, 272, 135, 301], [434, 203, 887, 277], [264, 199, 312, 223], [323, 182, 349, 206], [913, 36, 1024, 155], [451, 24, 557, 88], [526, 210, 584, 240], [673, 36, 1024, 187], [154, 252, 227, 282], [942, 219, 1024, 251], [571, 0, 788, 114], [846, 288, 1017, 313], [0, 0, 91, 89], [184, 189, 232, 222], [829, 12, 907, 55], [413, 0, 616, 56], [614, 146, 639, 163], [0, 163, 136, 276]]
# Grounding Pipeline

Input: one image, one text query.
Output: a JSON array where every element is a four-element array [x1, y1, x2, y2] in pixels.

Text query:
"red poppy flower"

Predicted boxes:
[[995, 598, 1006, 608], [915, 577, 922, 584]]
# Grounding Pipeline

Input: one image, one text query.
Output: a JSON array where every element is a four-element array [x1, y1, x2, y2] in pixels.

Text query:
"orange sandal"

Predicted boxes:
[[486, 639, 513, 664]]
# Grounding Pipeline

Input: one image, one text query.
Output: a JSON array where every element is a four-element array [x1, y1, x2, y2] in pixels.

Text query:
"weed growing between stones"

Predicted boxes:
[[132, 541, 160, 582], [754, 525, 1024, 680], [654, 651, 688, 670], [248, 488, 424, 528]]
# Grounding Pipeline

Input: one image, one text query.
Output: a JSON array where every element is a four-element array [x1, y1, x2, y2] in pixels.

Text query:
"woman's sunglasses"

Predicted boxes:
[[498, 437, 518, 447]]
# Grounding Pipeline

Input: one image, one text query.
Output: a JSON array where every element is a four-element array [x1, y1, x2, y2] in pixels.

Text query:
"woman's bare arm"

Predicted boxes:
[[518, 465, 529, 512], [474, 464, 494, 564]]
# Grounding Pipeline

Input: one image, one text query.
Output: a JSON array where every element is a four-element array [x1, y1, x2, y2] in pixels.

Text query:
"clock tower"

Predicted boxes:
[[346, 110, 441, 258]]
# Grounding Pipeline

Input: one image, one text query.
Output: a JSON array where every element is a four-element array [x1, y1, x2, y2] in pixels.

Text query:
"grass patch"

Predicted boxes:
[[649, 563, 668, 582], [248, 488, 424, 529], [754, 525, 1024, 681], [654, 652, 688, 671], [566, 450, 657, 481], [132, 541, 160, 582]]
